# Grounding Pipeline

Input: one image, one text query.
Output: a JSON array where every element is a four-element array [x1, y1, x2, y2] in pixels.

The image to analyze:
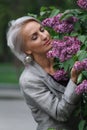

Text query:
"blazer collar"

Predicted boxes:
[[29, 61, 49, 77], [29, 61, 65, 94]]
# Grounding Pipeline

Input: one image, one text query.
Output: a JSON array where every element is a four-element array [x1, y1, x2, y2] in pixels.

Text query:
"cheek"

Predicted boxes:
[[46, 31, 50, 37], [26, 41, 40, 50], [23, 40, 31, 51]]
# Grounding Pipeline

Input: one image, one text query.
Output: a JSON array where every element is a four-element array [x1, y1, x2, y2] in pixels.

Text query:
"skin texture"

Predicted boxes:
[[21, 20, 81, 84], [22, 21, 52, 56]]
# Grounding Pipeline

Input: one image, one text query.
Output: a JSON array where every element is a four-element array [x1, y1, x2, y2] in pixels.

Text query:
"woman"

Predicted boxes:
[[7, 16, 81, 130]]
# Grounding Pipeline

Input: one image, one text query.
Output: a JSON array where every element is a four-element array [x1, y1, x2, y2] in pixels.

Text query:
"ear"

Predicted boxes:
[[25, 50, 32, 55]]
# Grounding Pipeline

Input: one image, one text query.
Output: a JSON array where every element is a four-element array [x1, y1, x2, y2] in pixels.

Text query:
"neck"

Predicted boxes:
[[33, 54, 55, 75]]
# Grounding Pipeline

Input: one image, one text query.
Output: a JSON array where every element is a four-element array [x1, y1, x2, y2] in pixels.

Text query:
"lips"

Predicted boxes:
[[44, 40, 52, 45]]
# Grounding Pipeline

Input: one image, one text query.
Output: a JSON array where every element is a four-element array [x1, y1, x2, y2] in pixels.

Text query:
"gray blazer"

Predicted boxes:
[[19, 61, 80, 130]]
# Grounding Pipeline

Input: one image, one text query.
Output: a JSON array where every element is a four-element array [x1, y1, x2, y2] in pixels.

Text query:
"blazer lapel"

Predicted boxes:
[[32, 61, 65, 97]]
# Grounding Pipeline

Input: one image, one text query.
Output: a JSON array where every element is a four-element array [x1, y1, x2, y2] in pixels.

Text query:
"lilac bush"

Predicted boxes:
[[73, 61, 84, 71], [74, 59, 87, 71], [77, 0, 87, 10], [73, 59, 87, 94], [47, 36, 81, 62], [34, 1, 87, 128], [42, 14, 78, 33], [75, 80, 87, 94], [53, 69, 68, 81], [46, 36, 81, 82]]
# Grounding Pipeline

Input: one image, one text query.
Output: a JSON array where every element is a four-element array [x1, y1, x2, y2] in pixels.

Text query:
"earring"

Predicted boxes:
[[24, 56, 32, 64]]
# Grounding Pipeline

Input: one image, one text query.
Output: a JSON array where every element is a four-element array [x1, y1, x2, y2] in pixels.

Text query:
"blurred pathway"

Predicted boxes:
[[0, 87, 37, 130]]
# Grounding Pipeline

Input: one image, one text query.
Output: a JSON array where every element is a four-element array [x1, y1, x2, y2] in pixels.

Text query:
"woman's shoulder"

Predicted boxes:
[[19, 65, 44, 87], [19, 67, 35, 84]]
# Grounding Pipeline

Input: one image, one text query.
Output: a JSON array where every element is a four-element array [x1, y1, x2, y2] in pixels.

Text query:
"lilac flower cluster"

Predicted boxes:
[[42, 13, 78, 33], [75, 80, 87, 94], [77, 0, 87, 10], [47, 36, 81, 62], [53, 69, 68, 81], [74, 59, 87, 94], [74, 59, 87, 71]]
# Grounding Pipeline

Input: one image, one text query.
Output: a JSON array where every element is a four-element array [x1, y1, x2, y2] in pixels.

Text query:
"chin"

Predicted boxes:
[[48, 46, 53, 51]]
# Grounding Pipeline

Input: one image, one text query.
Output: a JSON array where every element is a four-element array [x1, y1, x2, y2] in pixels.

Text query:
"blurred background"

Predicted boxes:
[[0, 0, 77, 130]]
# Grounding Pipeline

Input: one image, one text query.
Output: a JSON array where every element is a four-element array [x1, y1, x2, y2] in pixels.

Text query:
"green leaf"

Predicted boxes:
[[82, 71, 87, 78], [49, 6, 56, 10], [28, 13, 37, 18], [76, 50, 87, 61], [40, 6, 47, 12], [77, 73, 83, 84], [74, 22, 81, 32], [78, 120, 86, 130], [47, 128, 56, 130], [49, 9, 60, 17], [72, 9, 82, 14], [78, 35, 87, 43], [84, 40, 87, 48], [60, 13, 73, 21], [70, 32, 79, 37], [40, 11, 46, 16], [60, 58, 74, 71]]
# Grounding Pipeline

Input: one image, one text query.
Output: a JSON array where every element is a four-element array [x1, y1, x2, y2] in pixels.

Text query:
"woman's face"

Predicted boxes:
[[22, 21, 52, 57]]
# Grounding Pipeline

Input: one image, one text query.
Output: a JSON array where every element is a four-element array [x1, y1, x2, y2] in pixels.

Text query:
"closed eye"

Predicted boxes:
[[31, 33, 38, 40], [31, 26, 45, 40], [40, 26, 45, 32]]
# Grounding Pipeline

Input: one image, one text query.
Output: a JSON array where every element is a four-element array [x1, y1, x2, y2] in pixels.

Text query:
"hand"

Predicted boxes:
[[71, 62, 82, 84]]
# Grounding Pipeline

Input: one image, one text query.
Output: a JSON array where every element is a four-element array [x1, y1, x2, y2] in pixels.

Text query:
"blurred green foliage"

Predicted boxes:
[[0, 63, 18, 83]]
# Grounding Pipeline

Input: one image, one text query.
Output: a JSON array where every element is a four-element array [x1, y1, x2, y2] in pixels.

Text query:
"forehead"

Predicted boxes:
[[22, 21, 41, 35]]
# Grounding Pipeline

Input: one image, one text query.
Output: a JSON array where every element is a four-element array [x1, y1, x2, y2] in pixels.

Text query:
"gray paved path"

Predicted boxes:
[[0, 88, 37, 130]]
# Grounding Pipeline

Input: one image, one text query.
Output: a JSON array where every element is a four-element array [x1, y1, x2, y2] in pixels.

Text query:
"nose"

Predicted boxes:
[[40, 32, 48, 41]]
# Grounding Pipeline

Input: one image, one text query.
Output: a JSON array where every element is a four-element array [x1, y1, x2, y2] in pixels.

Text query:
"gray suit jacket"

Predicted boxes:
[[19, 61, 80, 130]]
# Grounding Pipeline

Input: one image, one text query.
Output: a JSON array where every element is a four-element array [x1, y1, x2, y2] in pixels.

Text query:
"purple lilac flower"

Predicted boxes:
[[74, 61, 84, 71], [66, 16, 78, 23], [53, 22, 73, 33], [47, 36, 81, 62], [42, 13, 62, 28], [77, 0, 87, 10], [42, 13, 78, 33], [53, 69, 68, 81], [75, 80, 87, 94], [82, 59, 87, 70], [74, 59, 87, 71], [42, 17, 54, 27]]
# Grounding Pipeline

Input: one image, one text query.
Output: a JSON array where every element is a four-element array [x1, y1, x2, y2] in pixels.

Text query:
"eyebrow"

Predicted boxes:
[[28, 24, 43, 38]]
